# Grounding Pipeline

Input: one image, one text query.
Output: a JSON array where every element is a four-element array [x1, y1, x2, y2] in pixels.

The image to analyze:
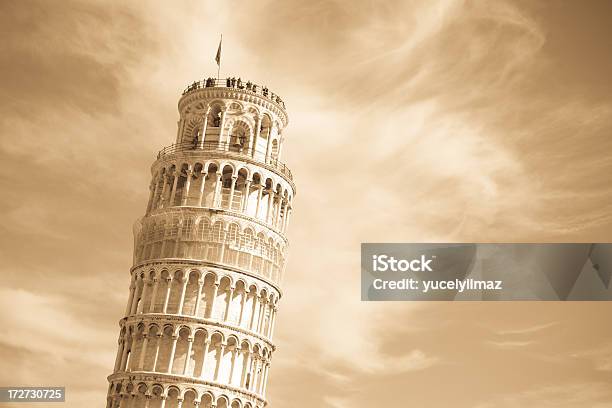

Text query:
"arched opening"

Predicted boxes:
[[143, 325, 159, 371], [129, 324, 146, 371], [186, 163, 204, 206], [183, 118, 203, 146], [182, 270, 200, 315], [149, 385, 163, 408], [171, 326, 190, 375], [255, 114, 272, 160], [167, 270, 184, 314], [156, 325, 174, 373], [200, 394, 214, 408], [216, 396, 229, 408], [165, 387, 180, 408], [183, 390, 197, 408], [206, 104, 223, 144], [220, 336, 238, 383], [133, 383, 147, 408], [229, 121, 250, 152], [172, 164, 190, 206], [201, 272, 217, 319], [192, 329, 207, 377], [205, 332, 223, 379], [214, 277, 231, 320], [202, 163, 219, 207], [220, 165, 235, 210]]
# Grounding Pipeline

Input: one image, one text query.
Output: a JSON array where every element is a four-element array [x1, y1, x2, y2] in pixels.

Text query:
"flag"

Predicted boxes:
[[215, 35, 222, 67]]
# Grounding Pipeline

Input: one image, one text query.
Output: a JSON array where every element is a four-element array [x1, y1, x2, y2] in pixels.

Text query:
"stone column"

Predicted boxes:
[[169, 173, 180, 207], [228, 347, 237, 384], [178, 277, 189, 314], [152, 334, 162, 371], [193, 279, 204, 317], [224, 286, 234, 321], [119, 334, 129, 371], [130, 281, 140, 315], [257, 299, 267, 333], [255, 185, 264, 218], [266, 191, 274, 224], [138, 278, 150, 314], [167, 334, 179, 373], [159, 175, 169, 208], [128, 331, 138, 371], [162, 277, 173, 314], [199, 338, 210, 377], [283, 206, 292, 232], [212, 172, 222, 208], [274, 198, 283, 228], [138, 333, 149, 370], [219, 109, 227, 148], [238, 289, 247, 326], [197, 172, 207, 207], [209, 282, 219, 318], [249, 293, 258, 331], [227, 176, 237, 210], [113, 338, 123, 372], [251, 115, 262, 157], [159, 396, 167, 408], [242, 179, 252, 212], [200, 106, 210, 147], [181, 168, 193, 206], [268, 306, 278, 339], [183, 337, 194, 375], [264, 126, 274, 161], [213, 343, 225, 381], [125, 282, 136, 315], [262, 362, 271, 395], [240, 349, 251, 388], [251, 357, 260, 392], [148, 278, 160, 313]]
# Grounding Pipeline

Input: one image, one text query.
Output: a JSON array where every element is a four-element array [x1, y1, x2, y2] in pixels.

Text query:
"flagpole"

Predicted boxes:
[[216, 34, 222, 82]]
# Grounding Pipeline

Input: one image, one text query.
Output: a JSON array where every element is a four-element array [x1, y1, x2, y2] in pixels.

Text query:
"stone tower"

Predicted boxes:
[[107, 77, 294, 408]]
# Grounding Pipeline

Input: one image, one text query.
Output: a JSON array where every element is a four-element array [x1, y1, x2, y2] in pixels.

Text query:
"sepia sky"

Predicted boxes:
[[1, 0, 612, 407]]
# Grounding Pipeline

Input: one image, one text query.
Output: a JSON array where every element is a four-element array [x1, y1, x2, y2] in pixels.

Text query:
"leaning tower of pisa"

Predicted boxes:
[[106, 77, 294, 408]]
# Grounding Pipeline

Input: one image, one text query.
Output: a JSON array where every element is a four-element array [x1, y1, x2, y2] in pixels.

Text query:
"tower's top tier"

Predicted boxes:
[[178, 77, 288, 128]]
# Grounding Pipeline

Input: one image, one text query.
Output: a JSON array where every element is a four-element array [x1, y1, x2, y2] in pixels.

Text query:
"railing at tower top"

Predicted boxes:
[[157, 141, 293, 181], [182, 78, 287, 110]]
